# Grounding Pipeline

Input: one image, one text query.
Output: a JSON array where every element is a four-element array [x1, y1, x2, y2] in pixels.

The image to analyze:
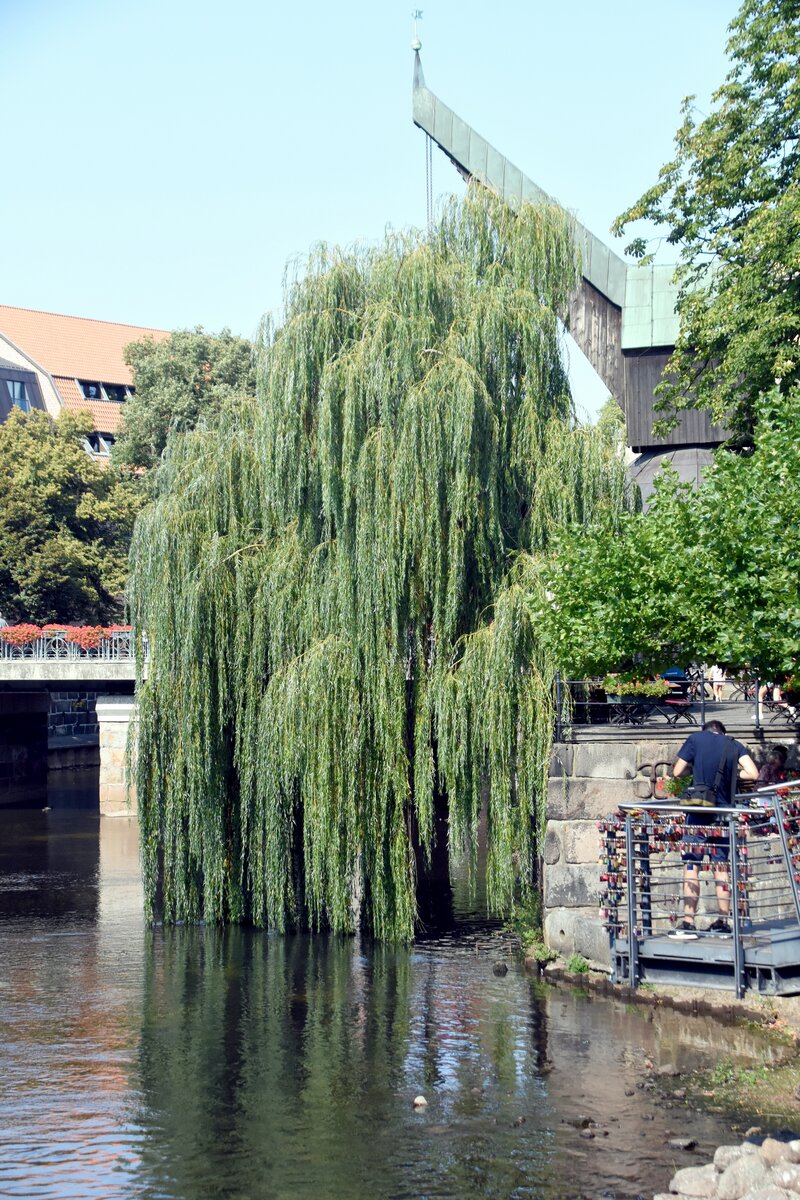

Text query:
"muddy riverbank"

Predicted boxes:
[[534, 959, 800, 1120]]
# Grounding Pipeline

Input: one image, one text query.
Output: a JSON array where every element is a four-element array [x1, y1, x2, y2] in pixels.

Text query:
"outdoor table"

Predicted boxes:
[[608, 699, 696, 726]]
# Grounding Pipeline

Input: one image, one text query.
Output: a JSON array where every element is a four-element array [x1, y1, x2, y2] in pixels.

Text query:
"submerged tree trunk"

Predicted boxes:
[[409, 782, 454, 933]]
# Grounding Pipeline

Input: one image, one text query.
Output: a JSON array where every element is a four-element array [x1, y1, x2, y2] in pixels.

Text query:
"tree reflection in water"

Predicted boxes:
[[135, 928, 557, 1200], [0, 810, 753, 1200]]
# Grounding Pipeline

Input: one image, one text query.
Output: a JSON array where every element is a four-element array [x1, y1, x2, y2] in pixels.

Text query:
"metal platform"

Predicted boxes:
[[601, 790, 800, 997], [613, 920, 800, 996]]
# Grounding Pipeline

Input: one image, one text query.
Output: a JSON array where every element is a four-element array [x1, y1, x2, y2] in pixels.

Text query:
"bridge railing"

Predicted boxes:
[[0, 624, 141, 660]]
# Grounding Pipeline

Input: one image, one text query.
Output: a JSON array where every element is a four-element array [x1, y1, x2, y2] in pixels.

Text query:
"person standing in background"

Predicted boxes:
[[709, 664, 726, 702], [670, 721, 758, 936], [757, 745, 789, 785]]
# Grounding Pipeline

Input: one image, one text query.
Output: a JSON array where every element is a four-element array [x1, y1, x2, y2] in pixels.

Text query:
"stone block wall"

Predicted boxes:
[[48, 740, 101, 771], [542, 734, 799, 968], [48, 690, 99, 739]]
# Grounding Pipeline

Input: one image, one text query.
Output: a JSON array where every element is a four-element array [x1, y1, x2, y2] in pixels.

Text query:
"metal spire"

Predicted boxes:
[[411, 10, 422, 51]]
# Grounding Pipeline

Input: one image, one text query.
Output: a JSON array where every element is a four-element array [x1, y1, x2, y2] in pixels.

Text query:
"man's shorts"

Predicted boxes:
[[681, 829, 730, 864]]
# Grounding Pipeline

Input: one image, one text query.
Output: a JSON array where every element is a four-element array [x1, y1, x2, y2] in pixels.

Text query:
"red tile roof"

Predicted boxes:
[[54, 377, 125, 435], [0, 305, 169, 384]]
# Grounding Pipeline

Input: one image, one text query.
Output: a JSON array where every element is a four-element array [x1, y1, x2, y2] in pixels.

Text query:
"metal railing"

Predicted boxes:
[[599, 785, 800, 997], [554, 670, 800, 741], [0, 628, 137, 660]]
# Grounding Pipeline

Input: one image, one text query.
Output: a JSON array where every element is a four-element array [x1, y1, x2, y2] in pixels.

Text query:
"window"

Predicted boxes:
[[85, 432, 113, 456], [77, 380, 131, 403], [9, 380, 29, 412], [102, 383, 128, 403]]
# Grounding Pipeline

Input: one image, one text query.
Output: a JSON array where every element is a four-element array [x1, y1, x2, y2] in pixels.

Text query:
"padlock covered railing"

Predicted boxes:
[[598, 783, 800, 997]]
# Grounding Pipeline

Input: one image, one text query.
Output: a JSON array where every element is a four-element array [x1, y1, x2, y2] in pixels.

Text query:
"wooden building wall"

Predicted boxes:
[[567, 290, 728, 452], [622, 349, 729, 451], [568, 280, 623, 400]]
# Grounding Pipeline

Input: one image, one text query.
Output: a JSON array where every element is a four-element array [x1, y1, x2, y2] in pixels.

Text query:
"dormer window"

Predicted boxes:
[[0, 367, 41, 417], [103, 383, 127, 403], [76, 380, 131, 403], [9, 380, 29, 412], [85, 432, 114, 456]]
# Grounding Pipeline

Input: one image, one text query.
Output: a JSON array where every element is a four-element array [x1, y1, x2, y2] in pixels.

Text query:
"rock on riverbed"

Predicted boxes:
[[661, 1136, 800, 1199]]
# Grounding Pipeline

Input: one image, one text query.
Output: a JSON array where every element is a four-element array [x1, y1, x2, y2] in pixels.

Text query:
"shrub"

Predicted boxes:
[[566, 953, 589, 974], [602, 674, 671, 698]]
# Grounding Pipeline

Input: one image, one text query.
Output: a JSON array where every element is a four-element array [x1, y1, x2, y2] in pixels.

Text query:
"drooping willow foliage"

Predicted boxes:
[[130, 188, 635, 939]]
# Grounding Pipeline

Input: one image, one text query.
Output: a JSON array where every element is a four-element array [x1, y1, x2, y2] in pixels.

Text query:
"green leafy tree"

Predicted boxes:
[[0, 409, 145, 623], [613, 0, 800, 438], [595, 395, 626, 451], [115, 327, 256, 469], [535, 386, 800, 677], [129, 189, 635, 938]]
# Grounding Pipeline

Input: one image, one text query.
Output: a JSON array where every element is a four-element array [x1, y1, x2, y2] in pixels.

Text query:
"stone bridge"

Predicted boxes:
[[0, 632, 139, 817]]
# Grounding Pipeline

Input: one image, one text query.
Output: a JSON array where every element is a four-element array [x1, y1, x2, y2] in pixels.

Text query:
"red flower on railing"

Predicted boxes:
[[63, 625, 105, 650], [0, 624, 134, 655], [0, 624, 43, 645]]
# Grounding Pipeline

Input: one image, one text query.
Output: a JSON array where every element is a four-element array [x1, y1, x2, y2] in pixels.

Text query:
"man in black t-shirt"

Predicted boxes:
[[671, 720, 758, 936]]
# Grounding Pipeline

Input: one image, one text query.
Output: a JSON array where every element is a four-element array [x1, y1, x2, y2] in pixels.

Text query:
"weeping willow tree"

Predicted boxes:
[[130, 188, 634, 940]]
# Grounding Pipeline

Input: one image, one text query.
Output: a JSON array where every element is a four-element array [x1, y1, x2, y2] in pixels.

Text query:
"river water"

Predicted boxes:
[[0, 774, 782, 1200]]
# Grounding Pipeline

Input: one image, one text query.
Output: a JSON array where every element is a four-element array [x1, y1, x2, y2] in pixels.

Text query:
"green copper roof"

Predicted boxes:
[[412, 53, 680, 350]]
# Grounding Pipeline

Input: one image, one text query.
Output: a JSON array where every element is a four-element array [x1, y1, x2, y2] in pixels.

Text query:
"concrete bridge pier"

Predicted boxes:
[[96, 696, 137, 817]]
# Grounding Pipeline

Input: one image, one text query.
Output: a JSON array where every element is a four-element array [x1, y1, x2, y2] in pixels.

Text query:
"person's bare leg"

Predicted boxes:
[[683, 863, 700, 922], [714, 866, 731, 918]]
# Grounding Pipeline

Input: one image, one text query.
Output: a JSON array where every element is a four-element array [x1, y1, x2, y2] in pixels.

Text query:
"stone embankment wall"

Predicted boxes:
[[543, 733, 798, 966], [48, 740, 100, 771]]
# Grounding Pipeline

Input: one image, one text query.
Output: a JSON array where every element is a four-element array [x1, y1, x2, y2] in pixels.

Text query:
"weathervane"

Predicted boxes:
[[412, 9, 422, 51]]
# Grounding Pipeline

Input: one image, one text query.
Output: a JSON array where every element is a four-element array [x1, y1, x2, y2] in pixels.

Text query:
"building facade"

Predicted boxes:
[[0, 305, 169, 459]]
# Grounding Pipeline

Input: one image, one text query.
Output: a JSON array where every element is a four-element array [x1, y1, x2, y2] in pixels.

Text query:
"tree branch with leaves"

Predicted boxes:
[[613, 0, 800, 439]]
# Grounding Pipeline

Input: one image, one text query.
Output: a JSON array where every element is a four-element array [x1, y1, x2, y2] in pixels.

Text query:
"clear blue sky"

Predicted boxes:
[[2, 0, 738, 415]]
